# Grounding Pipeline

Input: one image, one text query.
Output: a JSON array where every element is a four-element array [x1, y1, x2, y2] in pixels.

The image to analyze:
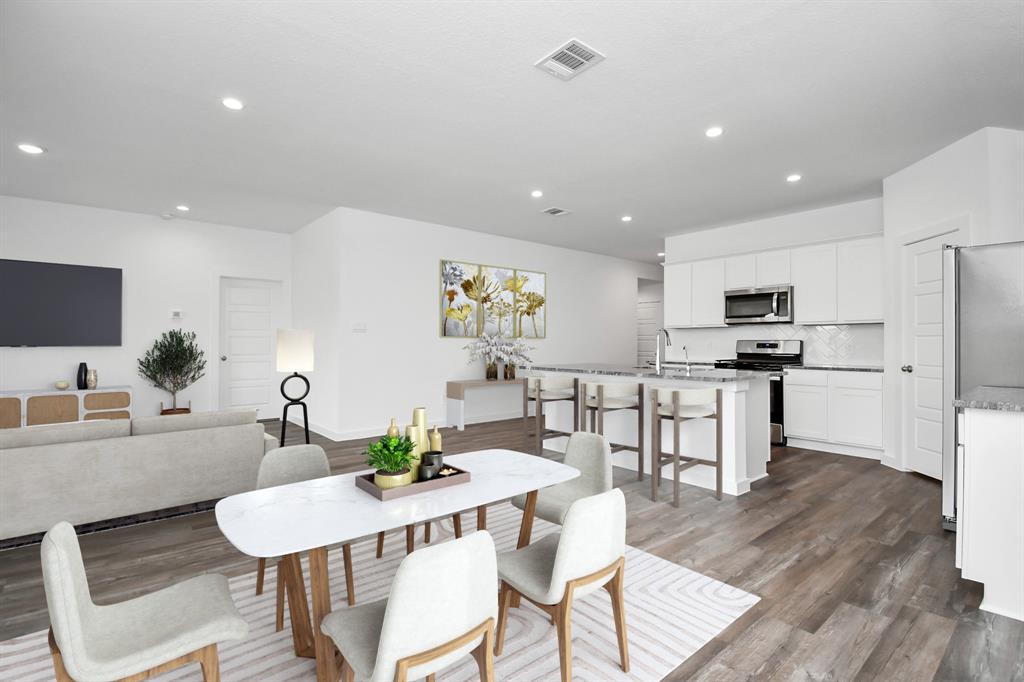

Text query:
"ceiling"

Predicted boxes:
[[2, 1, 1022, 263]]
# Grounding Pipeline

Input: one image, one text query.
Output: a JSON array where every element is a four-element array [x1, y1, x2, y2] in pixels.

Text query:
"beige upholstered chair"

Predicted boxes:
[[650, 387, 723, 505], [523, 375, 580, 455], [511, 431, 612, 526], [496, 489, 628, 682], [255, 444, 356, 621], [321, 531, 498, 682], [42, 521, 247, 682], [581, 382, 645, 480]]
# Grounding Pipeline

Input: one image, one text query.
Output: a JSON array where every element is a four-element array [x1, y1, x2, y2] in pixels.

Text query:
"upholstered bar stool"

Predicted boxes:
[[523, 375, 580, 455], [650, 387, 723, 506], [581, 382, 645, 481]]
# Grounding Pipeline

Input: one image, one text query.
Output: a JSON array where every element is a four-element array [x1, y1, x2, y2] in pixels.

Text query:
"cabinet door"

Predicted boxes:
[[827, 386, 883, 447], [784, 383, 829, 440], [756, 249, 791, 286], [691, 259, 725, 326], [837, 237, 883, 322], [725, 254, 756, 289], [791, 243, 837, 324], [663, 262, 692, 327]]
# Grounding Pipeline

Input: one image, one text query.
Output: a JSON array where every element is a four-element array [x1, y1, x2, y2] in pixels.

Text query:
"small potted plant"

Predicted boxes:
[[137, 329, 207, 415], [366, 435, 416, 489]]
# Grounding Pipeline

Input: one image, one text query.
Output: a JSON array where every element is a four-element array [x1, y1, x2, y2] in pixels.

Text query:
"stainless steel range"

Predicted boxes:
[[715, 340, 803, 445]]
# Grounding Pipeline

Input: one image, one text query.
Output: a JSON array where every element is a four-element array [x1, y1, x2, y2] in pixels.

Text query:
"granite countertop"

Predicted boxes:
[[525, 363, 774, 383], [790, 364, 884, 373], [953, 386, 1024, 412]]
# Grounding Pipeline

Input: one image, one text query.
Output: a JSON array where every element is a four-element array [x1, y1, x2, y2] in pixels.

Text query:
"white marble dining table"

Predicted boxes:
[[215, 449, 579, 682]]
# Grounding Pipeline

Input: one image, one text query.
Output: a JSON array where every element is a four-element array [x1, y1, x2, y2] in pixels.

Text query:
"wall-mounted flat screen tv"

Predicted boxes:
[[0, 259, 123, 346]]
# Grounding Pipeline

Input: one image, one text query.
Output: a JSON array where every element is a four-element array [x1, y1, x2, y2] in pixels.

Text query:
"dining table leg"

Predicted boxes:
[[477, 504, 487, 530], [308, 546, 338, 682], [281, 553, 315, 659], [510, 489, 538, 608]]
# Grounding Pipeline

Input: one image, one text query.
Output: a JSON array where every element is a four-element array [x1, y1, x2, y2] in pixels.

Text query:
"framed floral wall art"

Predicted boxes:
[[439, 260, 546, 338]]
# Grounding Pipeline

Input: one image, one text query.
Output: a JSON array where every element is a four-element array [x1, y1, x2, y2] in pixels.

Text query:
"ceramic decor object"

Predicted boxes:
[[85, 369, 98, 390], [76, 363, 88, 390]]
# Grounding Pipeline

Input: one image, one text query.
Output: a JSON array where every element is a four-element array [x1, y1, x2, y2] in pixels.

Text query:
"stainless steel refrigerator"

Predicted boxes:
[[942, 240, 1024, 529]]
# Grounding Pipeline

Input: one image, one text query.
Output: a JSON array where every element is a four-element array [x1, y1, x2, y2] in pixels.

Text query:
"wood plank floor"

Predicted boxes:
[[1, 418, 1021, 680]]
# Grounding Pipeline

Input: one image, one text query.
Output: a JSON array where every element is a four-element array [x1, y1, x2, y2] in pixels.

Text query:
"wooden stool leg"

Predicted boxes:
[[572, 378, 580, 432], [672, 392, 681, 508], [522, 381, 529, 441], [375, 531, 385, 558], [424, 521, 431, 544], [256, 557, 266, 595], [637, 384, 645, 481], [535, 384, 543, 455], [650, 392, 659, 501], [597, 385, 605, 435], [453, 513, 463, 538], [405, 524, 415, 554]]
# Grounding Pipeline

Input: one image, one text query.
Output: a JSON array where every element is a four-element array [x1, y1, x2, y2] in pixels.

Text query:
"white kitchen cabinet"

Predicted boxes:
[[827, 372, 883, 447], [756, 250, 791, 286], [725, 254, 756, 290], [691, 258, 726, 326], [663, 262, 692, 327], [784, 382, 829, 441], [791, 243, 838, 324], [837, 237, 883, 322]]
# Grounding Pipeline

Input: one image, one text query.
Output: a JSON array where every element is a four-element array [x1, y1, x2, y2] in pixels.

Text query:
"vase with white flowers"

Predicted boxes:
[[465, 334, 533, 381]]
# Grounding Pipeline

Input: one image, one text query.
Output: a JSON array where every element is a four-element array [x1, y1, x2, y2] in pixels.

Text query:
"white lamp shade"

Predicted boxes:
[[277, 329, 315, 373]]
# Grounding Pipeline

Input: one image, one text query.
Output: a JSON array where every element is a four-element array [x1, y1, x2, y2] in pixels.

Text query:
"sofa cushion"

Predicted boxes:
[[131, 410, 256, 436], [0, 419, 130, 449]]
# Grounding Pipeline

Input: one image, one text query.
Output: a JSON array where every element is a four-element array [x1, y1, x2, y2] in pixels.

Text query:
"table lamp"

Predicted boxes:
[[277, 328, 314, 445]]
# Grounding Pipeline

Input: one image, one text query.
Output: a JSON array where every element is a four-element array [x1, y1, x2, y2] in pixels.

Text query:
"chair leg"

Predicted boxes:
[[406, 524, 415, 553], [597, 385, 605, 435], [424, 521, 431, 544], [554, 598, 574, 682], [572, 378, 580, 432], [495, 583, 513, 656], [473, 622, 496, 682], [535, 385, 544, 455], [673, 397, 681, 508], [343, 543, 356, 606], [376, 531, 385, 558], [605, 562, 630, 672], [275, 563, 286, 632], [650, 393, 659, 501], [198, 643, 220, 682], [427, 675, 436, 682], [636, 386, 645, 482], [47, 629, 73, 682], [255, 557, 266, 595], [453, 513, 462, 538], [341, 658, 355, 682]]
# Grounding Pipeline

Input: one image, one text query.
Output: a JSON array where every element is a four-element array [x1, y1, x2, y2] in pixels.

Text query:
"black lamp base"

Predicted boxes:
[[280, 372, 310, 445]]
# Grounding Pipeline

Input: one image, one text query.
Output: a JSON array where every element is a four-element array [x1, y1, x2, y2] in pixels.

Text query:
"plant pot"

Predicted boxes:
[[504, 363, 516, 380], [374, 468, 413, 490], [485, 362, 498, 381]]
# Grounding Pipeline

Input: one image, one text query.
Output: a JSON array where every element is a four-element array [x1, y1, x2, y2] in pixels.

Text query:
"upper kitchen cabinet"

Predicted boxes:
[[663, 262, 693, 327], [791, 243, 838, 324], [755, 250, 791, 286], [837, 237, 883, 322], [691, 258, 726, 326], [725, 254, 756, 289]]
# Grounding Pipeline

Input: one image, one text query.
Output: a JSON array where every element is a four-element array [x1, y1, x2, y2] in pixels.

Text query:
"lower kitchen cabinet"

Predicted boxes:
[[785, 369, 883, 455], [784, 382, 829, 440]]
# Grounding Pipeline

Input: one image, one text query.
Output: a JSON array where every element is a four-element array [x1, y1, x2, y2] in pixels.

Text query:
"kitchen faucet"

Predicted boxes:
[[655, 328, 672, 374]]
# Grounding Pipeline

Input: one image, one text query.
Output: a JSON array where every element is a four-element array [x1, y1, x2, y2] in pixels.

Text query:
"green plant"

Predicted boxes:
[[365, 435, 415, 473], [137, 329, 207, 409]]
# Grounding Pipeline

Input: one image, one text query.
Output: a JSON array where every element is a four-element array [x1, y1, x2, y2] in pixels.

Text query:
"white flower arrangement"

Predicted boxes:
[[464, 333, 534, 366]]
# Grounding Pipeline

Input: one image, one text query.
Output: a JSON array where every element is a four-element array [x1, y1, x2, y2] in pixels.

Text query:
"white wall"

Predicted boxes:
[[291, 206, 661, 440], [882, 126, 1024, 471], [663, 197, 882, 262], [0, 195, 292, 416]]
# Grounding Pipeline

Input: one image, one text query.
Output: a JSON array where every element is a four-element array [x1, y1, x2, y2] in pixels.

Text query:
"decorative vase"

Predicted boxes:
[[419, 451, 443, 481], [486, 362, 498, 381], [428, 425, 442, 452], [374, 468, 414, 489], [504, 363, 516, 380], [405, 425, 423, 481], [386, 418, 400, 438], [411, 407, 428, 454], [85, 369, 98, 390], [76, 362, 88, 390]]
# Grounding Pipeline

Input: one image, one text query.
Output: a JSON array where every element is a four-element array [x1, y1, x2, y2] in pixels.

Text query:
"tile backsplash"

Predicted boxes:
[[664, 323, 883, 366]]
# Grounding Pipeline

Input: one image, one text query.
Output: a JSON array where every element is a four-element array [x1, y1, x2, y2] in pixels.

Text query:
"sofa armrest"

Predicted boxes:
[[263, 432, 279, 455]]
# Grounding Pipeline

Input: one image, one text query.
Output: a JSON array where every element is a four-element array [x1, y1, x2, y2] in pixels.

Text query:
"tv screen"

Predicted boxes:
[[0, 259, 123, 347]]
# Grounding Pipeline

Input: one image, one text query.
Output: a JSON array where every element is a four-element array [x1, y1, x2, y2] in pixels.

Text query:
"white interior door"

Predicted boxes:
[[219, 277, 284, 418], [637, 281, 663, 367], [901, 229, 961, 479]]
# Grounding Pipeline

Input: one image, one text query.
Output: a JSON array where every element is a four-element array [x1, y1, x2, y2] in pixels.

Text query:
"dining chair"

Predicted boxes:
[[255, 444, 356, 622], [511, 431, 612, 526], [42, 521, 248, 682], [321, 531, 498, 682], [495, 488, 628, 682]]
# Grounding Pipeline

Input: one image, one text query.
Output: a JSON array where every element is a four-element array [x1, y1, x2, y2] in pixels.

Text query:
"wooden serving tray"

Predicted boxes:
[[355, 465, 471, 501]]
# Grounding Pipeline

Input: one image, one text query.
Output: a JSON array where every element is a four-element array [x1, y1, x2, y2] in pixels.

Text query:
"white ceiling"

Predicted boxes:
[[2, 1, 1022, 263]]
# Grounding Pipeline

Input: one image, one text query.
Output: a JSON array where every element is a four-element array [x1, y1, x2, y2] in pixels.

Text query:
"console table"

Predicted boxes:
[[446, 378, 524, 431], [0, 386, 133, 428]]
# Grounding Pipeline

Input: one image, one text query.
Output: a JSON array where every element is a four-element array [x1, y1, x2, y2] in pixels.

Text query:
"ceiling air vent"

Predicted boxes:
[[542, 207, 571, 216], [535, 39, 605, 80]]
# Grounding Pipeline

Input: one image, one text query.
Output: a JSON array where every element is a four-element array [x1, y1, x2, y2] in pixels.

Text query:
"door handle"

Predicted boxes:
[[220, 355, 228, 361], [901, 365, 913, 373]]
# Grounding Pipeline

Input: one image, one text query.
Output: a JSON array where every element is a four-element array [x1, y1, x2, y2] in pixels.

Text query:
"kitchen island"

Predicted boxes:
[[523, 363, 772, 496]]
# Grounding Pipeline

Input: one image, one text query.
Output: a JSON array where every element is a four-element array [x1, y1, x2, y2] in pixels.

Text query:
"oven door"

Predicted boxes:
[[724, 286, 793, 324]]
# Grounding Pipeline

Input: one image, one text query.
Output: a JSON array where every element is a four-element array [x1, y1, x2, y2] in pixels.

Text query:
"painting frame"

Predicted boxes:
[[439, 259, 547, 339]]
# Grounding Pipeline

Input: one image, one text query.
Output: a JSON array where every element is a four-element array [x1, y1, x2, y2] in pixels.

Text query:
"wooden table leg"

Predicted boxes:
[[477, 504, 487, 531], [342, 543, 355, 606], [516, 490, 537, 549], [308, 546, 338, 682], [405, 524, 415, 554], [453, 513, 463, 538], [280, 553, 315, 658]]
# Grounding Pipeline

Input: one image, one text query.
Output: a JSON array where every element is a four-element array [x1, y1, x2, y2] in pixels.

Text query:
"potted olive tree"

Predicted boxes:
[[137, 329, 207, 415], [366, 435, 416, 489]]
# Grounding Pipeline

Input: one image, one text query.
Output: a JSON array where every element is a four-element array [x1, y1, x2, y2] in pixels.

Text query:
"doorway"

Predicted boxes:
[[637, 278, 664, 368], [218, 277, 285, 418]]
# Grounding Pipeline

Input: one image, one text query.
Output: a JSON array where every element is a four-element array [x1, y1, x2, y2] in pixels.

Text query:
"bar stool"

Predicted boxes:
[[523, 375, 580, 455], [581, 382, 645, 480], [650, 387, 723, 506]]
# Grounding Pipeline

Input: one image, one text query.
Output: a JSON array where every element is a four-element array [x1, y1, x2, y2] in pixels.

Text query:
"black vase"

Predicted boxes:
[[76, 362, 88, 390], [419, 451, 444, 481]]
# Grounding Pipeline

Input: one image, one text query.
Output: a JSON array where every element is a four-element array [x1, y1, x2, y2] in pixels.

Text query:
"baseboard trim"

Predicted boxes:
[[787, 437, 883, 460]]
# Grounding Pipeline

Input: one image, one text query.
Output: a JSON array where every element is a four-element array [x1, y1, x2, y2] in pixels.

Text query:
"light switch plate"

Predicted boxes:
[[170, 309, 182, 320], [352, 322, 367, 333]]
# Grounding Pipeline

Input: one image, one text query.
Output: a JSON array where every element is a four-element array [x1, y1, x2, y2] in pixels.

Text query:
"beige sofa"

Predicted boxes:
[[0, 410, 278, 540]]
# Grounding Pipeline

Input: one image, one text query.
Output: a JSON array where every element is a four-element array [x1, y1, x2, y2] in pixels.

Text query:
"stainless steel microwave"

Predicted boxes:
[[724, 286, 793, 324]]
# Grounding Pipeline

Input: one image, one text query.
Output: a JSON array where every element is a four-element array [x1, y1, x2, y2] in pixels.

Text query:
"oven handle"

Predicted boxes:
[[771, 292, 779, 317]]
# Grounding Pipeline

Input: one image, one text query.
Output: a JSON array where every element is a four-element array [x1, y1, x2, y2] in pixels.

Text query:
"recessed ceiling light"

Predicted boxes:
[[657, 252, 665, 257], [221, 97, 245, 111], [176, 205, 190, 212], [705, 126, 723, 138], [531, 190, 544, 198], [787, 174, 802, 183], [621, 216, 633, 223], [18, 143, 45, 154]]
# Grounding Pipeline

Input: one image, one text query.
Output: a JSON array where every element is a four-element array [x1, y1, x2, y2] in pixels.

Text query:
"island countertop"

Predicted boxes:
[[525, 363, 774, 383]]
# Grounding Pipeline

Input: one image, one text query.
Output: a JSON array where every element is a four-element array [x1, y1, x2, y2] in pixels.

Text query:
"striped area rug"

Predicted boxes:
[[0, 503, 758, 681]]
